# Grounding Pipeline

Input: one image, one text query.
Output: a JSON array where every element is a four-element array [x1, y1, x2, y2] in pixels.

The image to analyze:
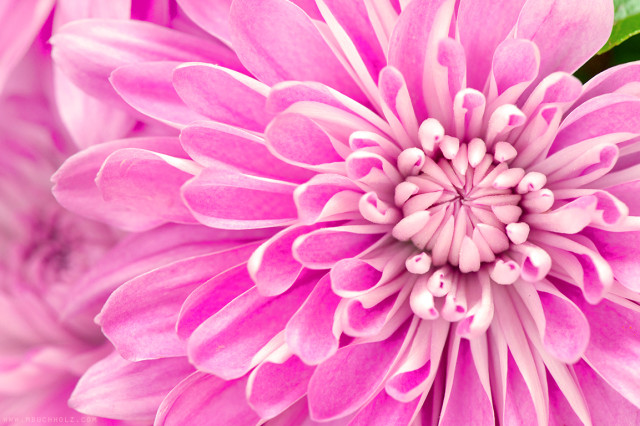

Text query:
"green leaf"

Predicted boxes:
[[599, 0, 640, 54]]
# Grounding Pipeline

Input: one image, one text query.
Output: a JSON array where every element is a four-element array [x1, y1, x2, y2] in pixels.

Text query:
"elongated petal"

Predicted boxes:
[[229, 0, 364, 102], [110, 61, 208, 127], [51, 19, 242, 100], [173, 63, 272, 132], [69, 352, 194, 422], [52, 137, 188, 232], [155, 373, 259, 426], [188, 271, 320, 379], [182, 169, 297, 229], [99, 244, 258, 361]]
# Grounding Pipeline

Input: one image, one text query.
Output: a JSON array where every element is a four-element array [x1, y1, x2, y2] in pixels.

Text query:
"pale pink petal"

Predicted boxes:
[[187, 271, 320, 379], [61, 224, 241, 322], [180, 121, 313, 183], [503, 353, 538, 425], [0, 0, 54, 90], [388, 0, 453, 121], [98, 243, 258, 361], [265, 113, 344, 169], [349, 391, 420, 426], [172, 63, 272, 132], [583, 228, 640, 292], [52, 137, 188, 232], [247, 355, 314, 419], [51, 19, 243, 100], [515, 0, 613, 79], [110, 61, 208, 127], [176, 0, 234, 44], [155, 373, 259, 426], [294, 174, 362, 224], [457, 0, 526, 90], [285, 274, 341, 365], [575, 61, 640, 106], [229, 0, 365, 103], [307, 319, 412, 421], [69, 352, 194, 422], [96, 147, 199, 226], [181, 169, 298, 229]]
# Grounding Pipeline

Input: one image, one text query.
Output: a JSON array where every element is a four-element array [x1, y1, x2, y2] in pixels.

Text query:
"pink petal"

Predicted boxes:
[[52, 137, 188, 232], [249, 224, 329, 297], [229, 0, 365, 103], [349, 391, 420, 426], [573, 360, 640, 425], [552, 94, 640, 153], [69, 352, 194, 422], [172, 63, 272, 132], [571, 294, 640, 407], [489, 38, 539, 102], [307, 319, 412, 421], [515, 0, 613, 80], [187, 271, 320, 379], [51, 19, 243, 100], [575, 61, 640, 106], [110, 61, 208, 127], [330, 258, 382, 296], [98, 243, 258, 361], [155, 373, 259, 426], [176, 0, 234, 44], [247, 356, 315, 419], [176, 263, 257, 340], [388, 0, 452, 121], [503, 353, 538, 425], [285, 274, 341, 365], [61, 224, 243, 322], [457, 0, 526, 91], [0, 0, 54, 90], [439, 337, 494, 426], [583, 228, 640, 292], [180, 121, 313, 183], [294, 174, 362, 224], [292, 225, 387, 269], [182, 169, 297, 229], [265, 113, 344, 169], [96, 147, 199, 226]]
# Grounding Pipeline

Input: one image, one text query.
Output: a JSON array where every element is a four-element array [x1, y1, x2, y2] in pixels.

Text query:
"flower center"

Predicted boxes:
[[390, 119, 548, 274]]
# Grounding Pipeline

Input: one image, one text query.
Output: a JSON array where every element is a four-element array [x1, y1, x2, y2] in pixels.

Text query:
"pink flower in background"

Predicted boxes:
[[50, 0, 640, 424]]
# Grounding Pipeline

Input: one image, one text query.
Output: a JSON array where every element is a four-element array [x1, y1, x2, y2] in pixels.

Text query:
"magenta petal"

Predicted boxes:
[[187, 271, 320, 379], [265, 113, 344, 168], [583, 228, 640, 292], [176, 0, 234, 44], [52, 137, 187, 232], [285, 274, 341, 365], [515, 0, 613, 79], [177, 263, 257, 340], [172, 63, 272, 132], [155, 373, 260, 426], [307, 319, 412, 421], [293, 225, 387, 269], [229, 0, 365, 103], [249, 224, 328, 297], [247, 356, 314, 419], [99, 243, 258, 361], [110, 61, 208, 127], [538, 290, 589, 363], [294, 174, 361, 224], [96, 147, 198, 226], [571, 294, 640, 407], [439, 337, 494, 426], [503, 353, 537, 425], [573, 360, 640, 425], [349, 391, 420, 426], [51, 19, 243, 100], [182, 168, 297, 229], [180, 121, 313, 183], [331, 258, 383, 296], [69, 352, 194, 422]]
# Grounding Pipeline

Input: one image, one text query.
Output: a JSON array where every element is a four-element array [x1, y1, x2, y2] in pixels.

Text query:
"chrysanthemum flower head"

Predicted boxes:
[[52, 0, 640, 424]]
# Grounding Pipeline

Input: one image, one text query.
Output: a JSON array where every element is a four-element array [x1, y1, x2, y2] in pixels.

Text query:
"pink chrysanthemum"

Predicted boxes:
[[52, 0, 640, 424]]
